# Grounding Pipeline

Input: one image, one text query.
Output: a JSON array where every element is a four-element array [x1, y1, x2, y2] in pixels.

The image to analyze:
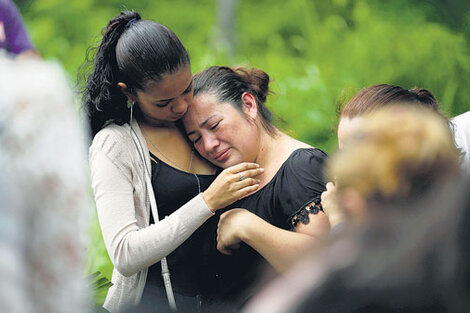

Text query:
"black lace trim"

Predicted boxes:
[[290, 198, 323, 229]]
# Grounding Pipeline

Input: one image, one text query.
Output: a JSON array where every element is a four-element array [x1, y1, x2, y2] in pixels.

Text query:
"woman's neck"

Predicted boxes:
[[254, 129, 292, 186], [255, 130, 279, 166]]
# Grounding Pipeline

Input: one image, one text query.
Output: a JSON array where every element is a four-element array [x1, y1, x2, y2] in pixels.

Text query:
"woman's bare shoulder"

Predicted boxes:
[[283, 134, 314, 152]]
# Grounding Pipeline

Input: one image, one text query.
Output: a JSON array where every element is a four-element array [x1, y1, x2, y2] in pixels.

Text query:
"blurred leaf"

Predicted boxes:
[[88, 271, 113, 309]]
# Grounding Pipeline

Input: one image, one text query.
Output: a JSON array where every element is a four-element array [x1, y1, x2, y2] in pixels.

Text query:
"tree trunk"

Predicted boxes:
[[217, 0, 237, 58]]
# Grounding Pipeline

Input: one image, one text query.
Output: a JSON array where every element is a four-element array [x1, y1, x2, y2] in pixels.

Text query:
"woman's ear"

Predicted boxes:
[[241, 92, 258, 119], [117, 82, 136, 103]]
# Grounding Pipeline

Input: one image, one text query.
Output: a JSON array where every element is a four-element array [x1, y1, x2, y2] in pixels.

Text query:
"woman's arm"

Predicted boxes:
[[216, 205, 330, 272], [90, 142, 264, 277], [90, 148, 215, 277], [217, 148, 331, 272]]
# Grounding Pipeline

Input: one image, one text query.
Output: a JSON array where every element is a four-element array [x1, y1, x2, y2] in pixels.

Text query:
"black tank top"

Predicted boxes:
[[141, 152, 219, 303]]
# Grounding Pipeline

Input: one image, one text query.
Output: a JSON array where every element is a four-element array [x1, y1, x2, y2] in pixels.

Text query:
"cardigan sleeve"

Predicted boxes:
[[89, 130, 214, 277]]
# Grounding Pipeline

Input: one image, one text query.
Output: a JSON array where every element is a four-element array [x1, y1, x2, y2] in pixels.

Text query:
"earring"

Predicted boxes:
[[129, 101, 135, 124]]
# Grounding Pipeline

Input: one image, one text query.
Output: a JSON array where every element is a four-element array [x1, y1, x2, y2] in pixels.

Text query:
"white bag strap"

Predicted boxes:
[[130, 125, 177, 311]]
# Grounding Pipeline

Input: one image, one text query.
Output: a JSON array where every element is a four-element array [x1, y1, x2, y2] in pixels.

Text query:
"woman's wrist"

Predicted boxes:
[[236, 210, 258, 244], [202, 190, 217, 212]]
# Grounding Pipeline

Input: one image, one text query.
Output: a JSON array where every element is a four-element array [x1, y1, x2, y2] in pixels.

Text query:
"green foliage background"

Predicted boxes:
[[17, 0, 470, 305]]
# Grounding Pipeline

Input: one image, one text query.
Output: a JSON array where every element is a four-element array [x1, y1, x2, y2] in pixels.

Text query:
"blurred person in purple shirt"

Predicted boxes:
[[0, 0, 39, 58]]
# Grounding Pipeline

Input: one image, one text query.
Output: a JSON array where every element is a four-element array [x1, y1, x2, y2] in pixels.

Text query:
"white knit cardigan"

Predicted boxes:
[[89, 119, 214, 312]]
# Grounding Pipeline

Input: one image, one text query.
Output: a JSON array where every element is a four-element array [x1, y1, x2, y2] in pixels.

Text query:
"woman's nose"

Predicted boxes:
[[203, 134, 220, 154], [172, 97, 189, 115]]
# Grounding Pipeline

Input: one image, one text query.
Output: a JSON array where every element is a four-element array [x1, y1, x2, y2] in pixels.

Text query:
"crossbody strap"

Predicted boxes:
[[129, 125, 177, 311]]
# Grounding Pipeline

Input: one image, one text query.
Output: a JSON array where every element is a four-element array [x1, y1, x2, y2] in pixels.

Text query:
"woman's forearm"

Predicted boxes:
[[91, 149, 213, 276], [218, 209, 327, 273], [241, 217, 321, 272]]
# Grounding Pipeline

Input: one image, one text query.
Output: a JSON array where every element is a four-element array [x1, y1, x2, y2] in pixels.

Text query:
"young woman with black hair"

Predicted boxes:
[[83, 12, 262, 313]]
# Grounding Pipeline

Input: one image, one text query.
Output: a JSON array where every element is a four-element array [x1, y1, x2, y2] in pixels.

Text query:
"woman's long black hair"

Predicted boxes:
[[81, 11, 190, 136]]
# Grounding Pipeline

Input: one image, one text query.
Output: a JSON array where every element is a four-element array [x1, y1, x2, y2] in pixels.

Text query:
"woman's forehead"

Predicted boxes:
[[141, 66, 192, 98]]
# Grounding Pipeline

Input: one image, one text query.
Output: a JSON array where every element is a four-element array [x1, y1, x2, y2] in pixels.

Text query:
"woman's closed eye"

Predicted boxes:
[[154, 100, 171, 108], [189, 120, 220, 144], [182, 81, 193, 94], [210, 121, 220, 130]]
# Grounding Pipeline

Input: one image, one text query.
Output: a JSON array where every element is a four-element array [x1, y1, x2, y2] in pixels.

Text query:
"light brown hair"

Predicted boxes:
[[329, 105, 459, 208]]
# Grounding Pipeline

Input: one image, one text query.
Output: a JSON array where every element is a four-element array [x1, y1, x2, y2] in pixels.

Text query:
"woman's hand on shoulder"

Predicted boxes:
[[202, 162, 264, 212], [321, 182, 345, 227]]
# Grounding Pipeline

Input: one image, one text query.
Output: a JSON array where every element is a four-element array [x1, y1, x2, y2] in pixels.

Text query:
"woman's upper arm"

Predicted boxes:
[[277, 149, 329, 230], [292, 201, 331, 239], [89, 147, 142, 275], [90, 147, 170, 276]]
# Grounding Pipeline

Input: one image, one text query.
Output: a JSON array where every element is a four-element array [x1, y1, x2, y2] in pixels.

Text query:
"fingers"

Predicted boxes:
[[238, 167, 264, 180], [326, 182, 335, 190], [226, 167, 264, 194], [204, 163, 264, 211], [216, 238, 241, 255], [229, 243, 241, 250], [228, 167, 264, 186], [321, 189, 333, 204], [217, 228, 232, 255], [217, 212, 237, 255], [217, 242, 232, 255], [220, 163, 264, 184], [238, 183, 261, 199], [234, 177, 261, 189], [224, 162, 260, 174]]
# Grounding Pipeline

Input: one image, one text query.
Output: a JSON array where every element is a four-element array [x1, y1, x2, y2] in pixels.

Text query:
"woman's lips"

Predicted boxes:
[[214, 148, 230, 162]]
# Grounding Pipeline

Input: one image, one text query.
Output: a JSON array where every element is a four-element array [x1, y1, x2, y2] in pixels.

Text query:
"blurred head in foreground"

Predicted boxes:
[[243, 106, 466, 313], [328, 105, 460, 223], [290, 175, 470, 313], [337, 84, 442, 148], [0, 57, 90, 313], [244, 175, 470, 313]]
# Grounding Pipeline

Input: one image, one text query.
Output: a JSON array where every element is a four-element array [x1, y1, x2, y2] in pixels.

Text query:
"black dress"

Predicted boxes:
[[139, 152, 221, 313], [211, 148, 328, 308]]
